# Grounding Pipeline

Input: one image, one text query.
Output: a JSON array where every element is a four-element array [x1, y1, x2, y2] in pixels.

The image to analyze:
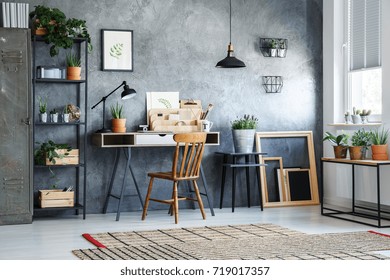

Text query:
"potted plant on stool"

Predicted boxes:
[[371, 127, 389, 160], [231, 114, 258, 153], [349, 129, 371, 160], [111, 102, 126, 133], [322, 131, 349, 158]]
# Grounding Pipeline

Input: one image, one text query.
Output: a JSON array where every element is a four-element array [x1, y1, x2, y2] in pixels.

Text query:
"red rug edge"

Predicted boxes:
[[82, 233, 107, 248], [368, 230, 390, 238]]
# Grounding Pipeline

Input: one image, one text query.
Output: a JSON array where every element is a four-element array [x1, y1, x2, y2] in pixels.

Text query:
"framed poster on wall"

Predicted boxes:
[[101, 29, 133, 71]]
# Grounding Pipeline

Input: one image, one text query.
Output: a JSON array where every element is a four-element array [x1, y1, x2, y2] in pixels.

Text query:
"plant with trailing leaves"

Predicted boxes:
[[29, 5, 92, 57], [110, 102, 124, 119], [231, 114, 258, 129], [322, 132, 349, 146], [34, 140, 72, 165]]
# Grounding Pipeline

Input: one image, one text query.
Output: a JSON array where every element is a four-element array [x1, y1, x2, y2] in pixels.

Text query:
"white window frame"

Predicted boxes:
[[344, 0, 382, 122]]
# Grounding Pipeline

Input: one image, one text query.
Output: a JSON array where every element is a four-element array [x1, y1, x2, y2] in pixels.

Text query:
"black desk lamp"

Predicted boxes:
[[91, 81, 136, 133]]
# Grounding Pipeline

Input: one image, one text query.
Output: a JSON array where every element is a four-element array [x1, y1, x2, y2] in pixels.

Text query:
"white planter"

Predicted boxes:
[[50, 113, 58, 123], [232, 129, 255, 153], [39, 113, 47, 123], [63, 113, 70, 123], [351, 115, 362, 124]]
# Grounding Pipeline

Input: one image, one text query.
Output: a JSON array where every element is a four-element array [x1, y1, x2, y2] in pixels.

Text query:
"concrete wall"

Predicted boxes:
[[26, 0, 323, 214]]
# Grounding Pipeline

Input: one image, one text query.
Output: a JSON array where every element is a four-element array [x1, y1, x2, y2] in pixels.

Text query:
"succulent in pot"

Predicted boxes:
[[322, 132, 349, 158]]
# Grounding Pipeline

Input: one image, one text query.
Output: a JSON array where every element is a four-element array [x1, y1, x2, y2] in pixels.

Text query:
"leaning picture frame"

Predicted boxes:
[[255, 131, 319, 207], [101, 29, 133, 71]]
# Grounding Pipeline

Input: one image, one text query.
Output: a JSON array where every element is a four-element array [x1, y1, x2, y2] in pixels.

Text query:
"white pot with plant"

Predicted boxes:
[[231, 114, 258, 153], [50, 108, 59, 123], [38, 96, 47, 123], [62, 105, 70, 123], [351, 107, 362, 124]]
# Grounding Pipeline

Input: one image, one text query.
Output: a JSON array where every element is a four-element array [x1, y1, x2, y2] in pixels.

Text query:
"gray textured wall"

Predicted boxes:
[[27, 0, 323, 215]]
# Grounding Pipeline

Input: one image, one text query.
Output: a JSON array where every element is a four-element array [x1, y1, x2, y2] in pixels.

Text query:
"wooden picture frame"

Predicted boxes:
[[101, 29, 133, 71], [255, 131, 319, 207]]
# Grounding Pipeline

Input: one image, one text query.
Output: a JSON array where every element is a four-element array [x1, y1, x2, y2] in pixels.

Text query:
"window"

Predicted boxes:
[[346, 0, 382, 118]]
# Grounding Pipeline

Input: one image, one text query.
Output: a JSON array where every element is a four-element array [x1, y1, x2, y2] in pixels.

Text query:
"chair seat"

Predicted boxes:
[[148, 171, 199, 181]]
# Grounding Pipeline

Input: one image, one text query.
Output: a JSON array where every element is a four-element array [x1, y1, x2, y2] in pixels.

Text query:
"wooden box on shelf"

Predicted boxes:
[[39, 190, 74, 208], [45, 149, 79, 165]]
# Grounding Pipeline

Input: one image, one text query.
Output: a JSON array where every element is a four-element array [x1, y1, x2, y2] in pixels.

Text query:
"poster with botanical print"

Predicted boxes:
[[101, 29, 133, 71]]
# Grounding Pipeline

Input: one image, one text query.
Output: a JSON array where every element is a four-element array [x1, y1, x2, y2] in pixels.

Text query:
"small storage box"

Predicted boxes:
[[39, 190, 74, 208], [45, 149, 79, 165]]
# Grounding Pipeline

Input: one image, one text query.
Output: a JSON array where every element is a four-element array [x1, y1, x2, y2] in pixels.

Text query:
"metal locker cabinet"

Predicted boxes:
[[0, 28, 33, 225]]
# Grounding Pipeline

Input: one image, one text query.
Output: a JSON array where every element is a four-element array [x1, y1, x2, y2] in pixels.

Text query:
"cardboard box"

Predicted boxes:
[[39, 190, 74, 208], [45, 149, 79, 165]]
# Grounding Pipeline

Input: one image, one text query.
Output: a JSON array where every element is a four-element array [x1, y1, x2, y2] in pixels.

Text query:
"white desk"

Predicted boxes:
[[92, 132, 219, 221]]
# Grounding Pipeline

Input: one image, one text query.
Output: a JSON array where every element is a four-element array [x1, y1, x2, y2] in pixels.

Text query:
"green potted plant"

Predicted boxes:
[[63, 105, 70, 123], [29, 5, 92, 57], [268, 39, 277, 57], [49, 108, 58, 123], [66, 52, 81, 80], [371, 127, 389, 160], [111, 102, 126, 133], [34, 140, 72, 165], [38, 96, 47, 123], [359, 109, 371, 124], [231, 114, 258, 153], [349, 129, 371, 160], [277, 39, 287, 57], [322, 132, 349, 158]]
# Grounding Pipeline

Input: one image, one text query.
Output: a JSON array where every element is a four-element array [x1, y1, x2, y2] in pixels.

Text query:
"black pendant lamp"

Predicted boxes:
[[216, 0, 246, 68]]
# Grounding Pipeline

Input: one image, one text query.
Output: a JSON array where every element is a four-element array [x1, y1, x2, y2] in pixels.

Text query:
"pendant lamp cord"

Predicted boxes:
[[229, 0, 232, 44]]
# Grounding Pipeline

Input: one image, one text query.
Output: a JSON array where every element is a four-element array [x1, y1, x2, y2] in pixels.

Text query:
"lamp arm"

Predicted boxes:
[[91, 81, 126, 109]]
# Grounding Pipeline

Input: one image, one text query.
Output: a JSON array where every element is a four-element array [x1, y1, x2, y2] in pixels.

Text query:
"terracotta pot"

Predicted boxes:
[[34, 27, 47, 36], [112, 118, 126, 133], [67, 67, 81, 80], [371, 144, 388, 160], [333, 146, 348, 159], [349, 146, 364, 160]]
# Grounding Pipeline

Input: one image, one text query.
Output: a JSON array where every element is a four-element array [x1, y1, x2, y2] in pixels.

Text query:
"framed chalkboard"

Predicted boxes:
[[255, 131, 319, 207]]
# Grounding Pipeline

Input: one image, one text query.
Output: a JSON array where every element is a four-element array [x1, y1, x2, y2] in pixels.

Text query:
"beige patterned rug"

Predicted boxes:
[[73, 224, 390, 260]]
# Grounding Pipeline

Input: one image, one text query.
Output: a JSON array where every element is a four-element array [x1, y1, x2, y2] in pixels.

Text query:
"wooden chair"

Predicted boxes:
[[141, 132, 207, 224]]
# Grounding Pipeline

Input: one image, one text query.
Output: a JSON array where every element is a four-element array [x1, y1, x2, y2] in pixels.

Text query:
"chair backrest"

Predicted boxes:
[[172, 132, 207, 180]]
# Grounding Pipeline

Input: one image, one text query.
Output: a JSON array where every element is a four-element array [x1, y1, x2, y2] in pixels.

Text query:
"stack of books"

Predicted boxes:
[[1, 2, 29, 28]]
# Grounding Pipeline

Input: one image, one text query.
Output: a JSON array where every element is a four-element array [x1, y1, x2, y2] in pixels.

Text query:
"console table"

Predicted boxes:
[[321, 157, 390, 228], [92, 132, 219, 221]]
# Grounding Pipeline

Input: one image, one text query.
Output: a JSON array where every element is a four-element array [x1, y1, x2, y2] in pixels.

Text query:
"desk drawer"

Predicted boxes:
[[134, 134, 175, 145]]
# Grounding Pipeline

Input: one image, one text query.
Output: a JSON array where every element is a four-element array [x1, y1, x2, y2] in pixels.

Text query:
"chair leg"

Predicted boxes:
[[141, 177, 154, 220], [192, 180, 206, 220], [173, 181, 179, 224]]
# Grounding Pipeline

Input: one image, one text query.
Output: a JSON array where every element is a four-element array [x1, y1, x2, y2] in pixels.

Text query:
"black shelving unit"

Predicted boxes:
[[31, 35, 88, 219]]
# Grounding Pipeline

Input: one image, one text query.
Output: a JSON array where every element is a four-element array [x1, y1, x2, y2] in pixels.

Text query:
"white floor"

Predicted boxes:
[[1, 205, 390, 260]]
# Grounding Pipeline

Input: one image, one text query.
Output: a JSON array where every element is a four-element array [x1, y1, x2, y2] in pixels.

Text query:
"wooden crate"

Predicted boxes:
[[45, 149, 79, 165], [39, 190, 74, 208]]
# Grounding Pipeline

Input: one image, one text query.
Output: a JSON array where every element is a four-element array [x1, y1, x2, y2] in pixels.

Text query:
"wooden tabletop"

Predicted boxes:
[[321, 157, 390, 166]]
